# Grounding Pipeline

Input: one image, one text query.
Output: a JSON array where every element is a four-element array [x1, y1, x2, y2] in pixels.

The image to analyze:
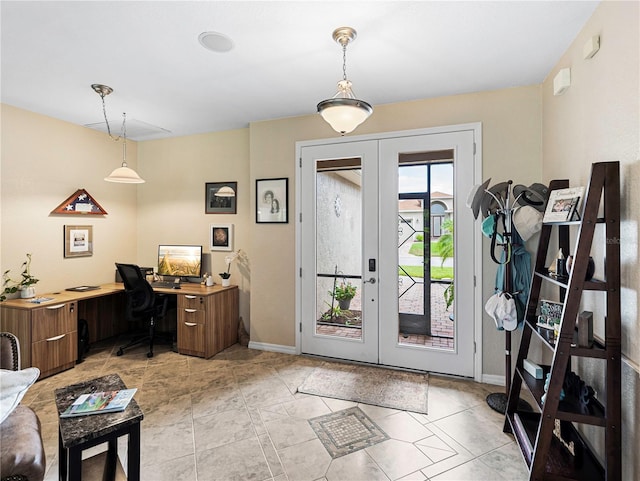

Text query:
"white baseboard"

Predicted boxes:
[[482, 374, 506, 386], [248, 341, 297, 355]]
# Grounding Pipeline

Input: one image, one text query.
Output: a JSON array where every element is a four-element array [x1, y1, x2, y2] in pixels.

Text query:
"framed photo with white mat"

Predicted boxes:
[[543, 186, 585, 222]]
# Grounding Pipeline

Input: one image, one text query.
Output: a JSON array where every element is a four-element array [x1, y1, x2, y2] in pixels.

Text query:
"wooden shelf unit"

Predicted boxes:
[[504, 161, 621, 481]]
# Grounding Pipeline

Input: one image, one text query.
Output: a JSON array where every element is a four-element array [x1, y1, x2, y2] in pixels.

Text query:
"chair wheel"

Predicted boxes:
[[117, 348, 124, 356], [147, 352, 153, 358]]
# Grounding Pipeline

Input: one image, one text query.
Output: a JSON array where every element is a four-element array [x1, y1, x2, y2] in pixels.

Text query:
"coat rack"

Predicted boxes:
[[471, 179, 538, 414], [486, 181, 515, 413]]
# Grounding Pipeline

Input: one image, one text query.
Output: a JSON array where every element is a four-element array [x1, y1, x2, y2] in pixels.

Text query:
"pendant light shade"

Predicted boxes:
[[92, 84, 145, 184], [317, 27, 373, 135], [104, 166, 145, 183], [105, 162, 145, 183]]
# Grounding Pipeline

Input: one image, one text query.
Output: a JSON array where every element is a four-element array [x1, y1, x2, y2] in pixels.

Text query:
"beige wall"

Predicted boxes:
[[1, 104, 138, 293], [249, 86, 543, 373], [541, 1, 639, 476], [136, 130, 251, 325], [543, 0, 639, 364], [1, 85, 543, 377]]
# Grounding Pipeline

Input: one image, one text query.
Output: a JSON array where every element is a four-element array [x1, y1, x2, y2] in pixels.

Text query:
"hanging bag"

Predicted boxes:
[[482, 212, 511, 265]]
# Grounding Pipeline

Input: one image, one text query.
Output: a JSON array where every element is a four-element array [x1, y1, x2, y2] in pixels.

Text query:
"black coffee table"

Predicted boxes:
[[55, 373, 144, 481]]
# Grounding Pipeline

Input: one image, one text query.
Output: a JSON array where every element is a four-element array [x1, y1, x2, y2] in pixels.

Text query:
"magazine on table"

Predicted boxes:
[[60, 388, 137, 418]]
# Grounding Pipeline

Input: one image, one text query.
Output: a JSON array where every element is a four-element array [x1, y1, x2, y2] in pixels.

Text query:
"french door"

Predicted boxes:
[[299, 140, 379, 363], [298, 127, 479, 377]]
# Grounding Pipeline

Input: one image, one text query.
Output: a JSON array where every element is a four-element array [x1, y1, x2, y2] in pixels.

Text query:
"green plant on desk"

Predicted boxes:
[[2, 253, 39, 301]]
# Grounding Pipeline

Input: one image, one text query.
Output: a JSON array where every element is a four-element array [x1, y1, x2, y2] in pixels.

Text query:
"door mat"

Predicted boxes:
[[297, 361, 428, 414]]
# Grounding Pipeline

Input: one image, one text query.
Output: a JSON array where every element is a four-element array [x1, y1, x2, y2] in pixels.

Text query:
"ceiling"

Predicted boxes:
[[1, 1, 599, 140]]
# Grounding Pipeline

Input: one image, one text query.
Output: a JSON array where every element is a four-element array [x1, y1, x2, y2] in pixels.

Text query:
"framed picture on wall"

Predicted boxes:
[[210, 223, 234, 251], [64, 225, 93, 258], [205, 182, 237, 214], [256, 177, 288, 223]]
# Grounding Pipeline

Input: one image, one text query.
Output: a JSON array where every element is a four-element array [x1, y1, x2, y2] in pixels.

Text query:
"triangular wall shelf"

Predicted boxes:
[[51, 189, 108, 215]]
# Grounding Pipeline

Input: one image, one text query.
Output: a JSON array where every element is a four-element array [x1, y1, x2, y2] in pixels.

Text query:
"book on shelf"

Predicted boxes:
[[60, 388, 137, 418]]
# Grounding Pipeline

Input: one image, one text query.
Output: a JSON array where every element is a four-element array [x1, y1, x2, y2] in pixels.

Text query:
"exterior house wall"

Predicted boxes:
[[315, 172, 362, 315]]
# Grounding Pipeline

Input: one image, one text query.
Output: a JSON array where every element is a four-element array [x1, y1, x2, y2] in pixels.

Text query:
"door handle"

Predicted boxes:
[[364, 277, 376, 284]]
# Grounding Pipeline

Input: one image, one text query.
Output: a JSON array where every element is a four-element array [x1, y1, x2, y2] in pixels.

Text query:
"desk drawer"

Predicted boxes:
[[32, 330, 77, 378], [32, 302, 76, 342], [177, 319, 205, 356], [178, 308, 205, 325], [178, 295, 206, 310]]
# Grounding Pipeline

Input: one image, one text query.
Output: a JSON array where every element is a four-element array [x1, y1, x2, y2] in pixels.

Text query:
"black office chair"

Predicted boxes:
[[115, 263, 171, 358]]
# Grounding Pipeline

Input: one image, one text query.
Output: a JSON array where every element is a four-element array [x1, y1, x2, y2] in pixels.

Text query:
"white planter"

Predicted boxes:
[[221, 278, 231, 287], [20, 286, 36, 299]]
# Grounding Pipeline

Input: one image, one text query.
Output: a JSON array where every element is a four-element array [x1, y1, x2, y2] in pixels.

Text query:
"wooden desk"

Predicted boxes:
[[0, 283, 239, 378]]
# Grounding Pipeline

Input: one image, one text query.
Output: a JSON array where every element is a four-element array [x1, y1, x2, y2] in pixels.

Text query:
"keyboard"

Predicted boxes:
[[151, 281, 180, 289]]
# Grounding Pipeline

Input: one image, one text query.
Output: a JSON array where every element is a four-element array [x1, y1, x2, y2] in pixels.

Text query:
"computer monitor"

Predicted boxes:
[[157, 245, 202, 279]]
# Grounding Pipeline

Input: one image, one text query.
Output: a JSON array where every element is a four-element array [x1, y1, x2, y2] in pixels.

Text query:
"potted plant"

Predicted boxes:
[[219, 250, 241, 287], [2, 253, 39, 301], [330, 281, 357, 310]]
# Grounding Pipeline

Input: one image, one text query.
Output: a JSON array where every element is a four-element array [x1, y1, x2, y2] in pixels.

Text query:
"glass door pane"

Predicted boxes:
[[398, 161, 454, 351], [315, 161, 363, 341]]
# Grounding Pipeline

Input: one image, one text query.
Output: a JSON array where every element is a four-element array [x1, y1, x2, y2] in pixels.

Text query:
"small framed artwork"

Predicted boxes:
[[256, 177, 288, 223], [542, 186, 585, 223], [210, 224, 234, 251], [64, 225, 93, 258], [536, 299, 563, 329], [205, 182, 237, 214]]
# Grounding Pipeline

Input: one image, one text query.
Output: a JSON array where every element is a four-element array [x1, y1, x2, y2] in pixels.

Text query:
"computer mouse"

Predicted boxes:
[[172, 285, 181, 289]]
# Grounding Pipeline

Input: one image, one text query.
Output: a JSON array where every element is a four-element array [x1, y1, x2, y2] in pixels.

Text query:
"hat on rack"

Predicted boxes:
[[513, 183, 549, 212], [513, 205, 543, 241], [466, 178, 491, 219], [480, 181, 510, 218], [485, 291, 517, 331], [496, 294, 518, 331], [481, 214, 506, 248]]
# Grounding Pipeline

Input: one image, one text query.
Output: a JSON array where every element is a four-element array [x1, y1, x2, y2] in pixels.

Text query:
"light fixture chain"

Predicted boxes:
[[342, 43, 348, 81], [98, 91, 123, 142], [122, 113, 127, 166]]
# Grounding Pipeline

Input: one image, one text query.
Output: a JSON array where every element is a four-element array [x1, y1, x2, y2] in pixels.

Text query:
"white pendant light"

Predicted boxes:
[[104, 118, 145, 184], [317, 27, 373, 135], [92, 84, 145, 184]]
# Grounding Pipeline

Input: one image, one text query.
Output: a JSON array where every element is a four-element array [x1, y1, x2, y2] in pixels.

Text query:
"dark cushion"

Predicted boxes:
[[0, 405, 45, 481]]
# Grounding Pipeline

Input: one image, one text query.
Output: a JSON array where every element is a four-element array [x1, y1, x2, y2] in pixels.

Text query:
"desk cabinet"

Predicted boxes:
[[1, 301, 78, 378], [177, 287, 238, 358]]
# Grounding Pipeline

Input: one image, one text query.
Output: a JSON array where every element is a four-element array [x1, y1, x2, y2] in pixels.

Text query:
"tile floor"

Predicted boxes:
[[23, 337, 529, 481]]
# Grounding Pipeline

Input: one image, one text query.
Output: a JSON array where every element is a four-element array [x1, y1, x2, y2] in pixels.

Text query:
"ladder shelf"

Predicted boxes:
[[504, 161, 621, 481]]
